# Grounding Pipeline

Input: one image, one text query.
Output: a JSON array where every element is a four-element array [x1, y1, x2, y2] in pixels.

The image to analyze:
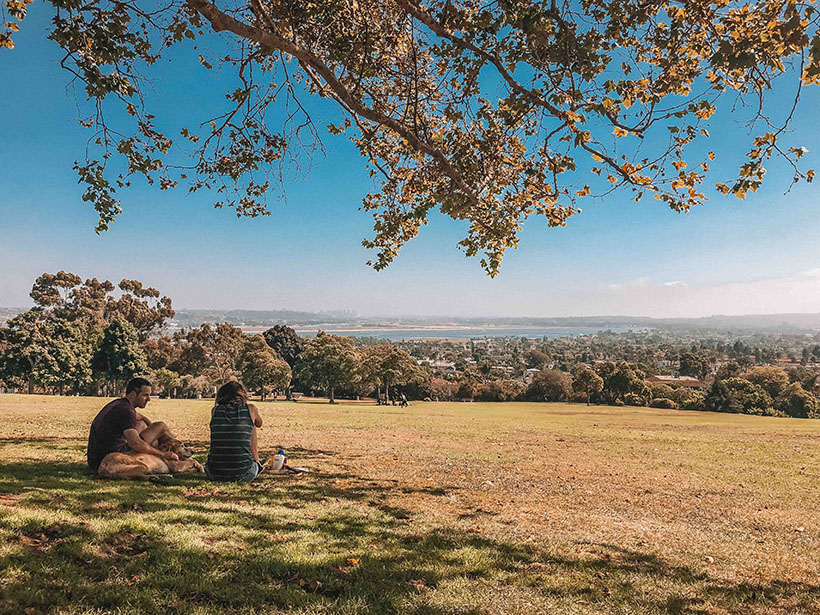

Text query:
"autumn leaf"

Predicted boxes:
[[409, 579, 428, 591]]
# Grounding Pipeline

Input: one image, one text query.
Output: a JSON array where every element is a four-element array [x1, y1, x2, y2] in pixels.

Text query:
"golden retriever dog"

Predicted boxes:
[[98, 436, 203, 480]]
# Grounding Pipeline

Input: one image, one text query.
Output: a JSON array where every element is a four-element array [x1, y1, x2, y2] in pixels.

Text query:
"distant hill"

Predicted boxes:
[[169, 310, 820, 333], [652, 313, 820, 332], [445, 314, 820, 332], [3, 306, 820, 333], [169, 309, 356, 329]]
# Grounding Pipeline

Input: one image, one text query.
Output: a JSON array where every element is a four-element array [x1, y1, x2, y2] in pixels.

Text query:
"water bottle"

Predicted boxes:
[[271, 448, 286, 471]]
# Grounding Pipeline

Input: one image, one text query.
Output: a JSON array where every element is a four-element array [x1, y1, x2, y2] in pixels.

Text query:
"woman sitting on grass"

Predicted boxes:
[[206, 381, 265, 482]]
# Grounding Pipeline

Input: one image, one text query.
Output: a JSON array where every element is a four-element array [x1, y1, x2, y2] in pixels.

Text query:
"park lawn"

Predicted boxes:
[[0, 395, 818, 615]]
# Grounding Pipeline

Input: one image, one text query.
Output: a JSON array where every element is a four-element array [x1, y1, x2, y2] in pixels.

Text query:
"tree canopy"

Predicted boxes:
[[238, 334, 292, 399], [360, 344, 424, 399], [262, 325, 305, 368], [5, 0, 819, 274], [295, 332, 359, 402], [92, 319, 149, 390]]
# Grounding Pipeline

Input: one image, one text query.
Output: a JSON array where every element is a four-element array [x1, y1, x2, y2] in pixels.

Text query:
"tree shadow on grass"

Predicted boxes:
[[0, 456, 818, 615]]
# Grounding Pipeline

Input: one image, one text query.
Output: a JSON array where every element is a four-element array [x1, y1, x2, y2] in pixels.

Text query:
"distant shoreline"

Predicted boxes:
[[237, 324, 644, 341], [243, 325, 579, 333]]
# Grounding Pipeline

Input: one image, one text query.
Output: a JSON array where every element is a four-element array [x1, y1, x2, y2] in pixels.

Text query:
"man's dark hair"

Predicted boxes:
[[126, 377, 152, 395]]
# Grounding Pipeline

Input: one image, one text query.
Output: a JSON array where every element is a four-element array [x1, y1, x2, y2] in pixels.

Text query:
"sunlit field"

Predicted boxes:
[[0, 394, 818, 614]]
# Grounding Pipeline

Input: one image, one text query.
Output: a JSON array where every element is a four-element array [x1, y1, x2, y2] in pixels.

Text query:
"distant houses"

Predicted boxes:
[[417, 358, 457, 373]]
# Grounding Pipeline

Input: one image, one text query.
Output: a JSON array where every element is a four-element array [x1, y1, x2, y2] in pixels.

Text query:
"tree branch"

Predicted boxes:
[[186, 0, 481, 209]]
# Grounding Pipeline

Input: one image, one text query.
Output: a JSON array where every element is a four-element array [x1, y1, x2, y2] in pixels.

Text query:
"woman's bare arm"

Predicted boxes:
[[248, 403, 263, 428]]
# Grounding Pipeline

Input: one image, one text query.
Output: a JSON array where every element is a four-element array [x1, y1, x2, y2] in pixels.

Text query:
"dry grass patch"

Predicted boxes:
[[0, 394, 818, 614]]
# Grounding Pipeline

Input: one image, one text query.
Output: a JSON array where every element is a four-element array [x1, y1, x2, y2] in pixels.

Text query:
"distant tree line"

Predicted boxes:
[[0, 272, 429, 402], [421, 360, 816, 419], [396, 331, 820, 380], [1, 272, 818, 418]]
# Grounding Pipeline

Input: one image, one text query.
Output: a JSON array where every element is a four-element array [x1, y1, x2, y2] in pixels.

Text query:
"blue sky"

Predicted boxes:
[[1, 5, 819, 318]]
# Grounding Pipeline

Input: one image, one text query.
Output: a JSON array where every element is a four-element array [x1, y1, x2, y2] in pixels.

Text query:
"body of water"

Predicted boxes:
[[294, 325, 642, 341]]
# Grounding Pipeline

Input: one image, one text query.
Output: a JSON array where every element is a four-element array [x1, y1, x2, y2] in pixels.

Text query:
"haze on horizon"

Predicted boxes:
[[2, 6, 819, 321], [3, 267, 820, 320]]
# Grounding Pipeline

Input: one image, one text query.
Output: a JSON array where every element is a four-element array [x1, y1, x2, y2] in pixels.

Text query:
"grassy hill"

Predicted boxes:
[[0, 396, 817, 614]]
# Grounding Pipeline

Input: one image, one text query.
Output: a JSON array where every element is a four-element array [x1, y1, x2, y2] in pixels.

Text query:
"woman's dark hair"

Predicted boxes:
[[216, 381, 248, 405]]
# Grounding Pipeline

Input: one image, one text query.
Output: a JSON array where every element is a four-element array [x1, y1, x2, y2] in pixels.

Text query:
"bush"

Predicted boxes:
[[680, 392, 706, 411], [775, 382, 819, 418], [705, 377, 773, 414], [455, 379, 479, 400], [429, 378, 457, 401], [671, 387, 699, 406], [649, 397, 678, 409], [649, 383, 675, 400], [477, 379, 526, 402], [526, 369, 572, 401], [623, 392, 645, 406], [744, 406, 786, 417]]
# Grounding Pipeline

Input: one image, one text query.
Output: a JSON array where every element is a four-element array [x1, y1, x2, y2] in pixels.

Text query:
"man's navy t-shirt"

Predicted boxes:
[[87, 398, 137, 470]]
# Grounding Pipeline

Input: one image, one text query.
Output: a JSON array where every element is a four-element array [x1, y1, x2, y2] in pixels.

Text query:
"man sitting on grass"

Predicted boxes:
[[86, 377, 181, 473]]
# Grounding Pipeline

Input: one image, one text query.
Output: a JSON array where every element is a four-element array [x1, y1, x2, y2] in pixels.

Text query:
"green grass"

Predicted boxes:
[[1, 395, 818, 614]]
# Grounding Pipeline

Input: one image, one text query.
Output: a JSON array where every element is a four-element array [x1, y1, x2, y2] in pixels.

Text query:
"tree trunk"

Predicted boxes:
[[385, 383, 390, 403], [329, 386, 335, 403], [27, 379, 33, 395], [260, 385, 266, 401]]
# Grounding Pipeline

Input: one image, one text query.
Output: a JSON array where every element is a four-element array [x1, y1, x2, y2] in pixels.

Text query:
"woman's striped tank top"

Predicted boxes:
[[206, 402, 255, 480]]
